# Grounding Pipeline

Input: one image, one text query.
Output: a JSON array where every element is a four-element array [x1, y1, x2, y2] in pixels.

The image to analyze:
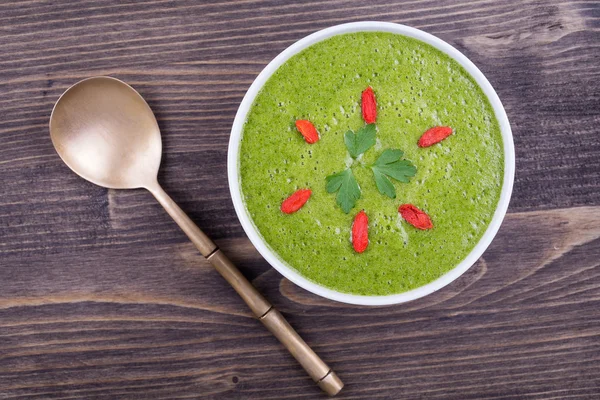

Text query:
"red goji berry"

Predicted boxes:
[[281, 189, 312, 214], [295, 120, 320, 144], [361, 86, 377, 124], [398, 204, 433, 230], [418, 126, 453, 147], [352, 210, 369, 253]]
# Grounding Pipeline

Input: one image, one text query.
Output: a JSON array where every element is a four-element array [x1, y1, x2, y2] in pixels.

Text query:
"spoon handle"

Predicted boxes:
[[147, 183, 343, 396]]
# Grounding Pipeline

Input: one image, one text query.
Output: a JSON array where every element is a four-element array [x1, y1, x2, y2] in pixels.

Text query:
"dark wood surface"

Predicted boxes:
[[1, 0, 599, 398]]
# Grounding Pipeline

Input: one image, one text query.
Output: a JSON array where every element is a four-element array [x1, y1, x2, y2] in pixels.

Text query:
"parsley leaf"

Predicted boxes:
[[344, 123, 377, 158], [325, 168, 361, 213], [371, 149, 417, 198]]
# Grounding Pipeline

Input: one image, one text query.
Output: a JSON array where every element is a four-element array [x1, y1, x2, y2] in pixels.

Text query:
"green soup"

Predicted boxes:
[[239, 32, 504, 296]]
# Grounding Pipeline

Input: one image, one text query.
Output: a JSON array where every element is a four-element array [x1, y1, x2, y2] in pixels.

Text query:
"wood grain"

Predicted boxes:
[[0, 0, 599, 398]]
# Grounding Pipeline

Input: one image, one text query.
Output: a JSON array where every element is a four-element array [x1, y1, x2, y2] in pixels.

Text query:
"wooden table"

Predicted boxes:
[[1, 1, 599, 398]]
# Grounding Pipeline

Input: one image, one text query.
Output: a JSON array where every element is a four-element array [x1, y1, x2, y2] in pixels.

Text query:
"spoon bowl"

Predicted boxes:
[[50, 77, 161, 189]]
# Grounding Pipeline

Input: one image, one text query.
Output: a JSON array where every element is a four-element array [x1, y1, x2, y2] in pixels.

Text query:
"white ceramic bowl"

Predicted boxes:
[[228, 22, 515, 306]]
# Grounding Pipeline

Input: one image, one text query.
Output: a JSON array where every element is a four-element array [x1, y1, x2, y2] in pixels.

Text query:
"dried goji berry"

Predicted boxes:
[[398, 204, 433, 230], [361, 86, 377, 124], [295, 120, 320, 144], [418, 126, 453, 147], [352, 210, 369, 253], [281, 189, 312, 214]]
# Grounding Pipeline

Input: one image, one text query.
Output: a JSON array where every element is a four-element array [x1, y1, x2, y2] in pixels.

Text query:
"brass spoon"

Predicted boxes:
[[49, 76, 343, 396]]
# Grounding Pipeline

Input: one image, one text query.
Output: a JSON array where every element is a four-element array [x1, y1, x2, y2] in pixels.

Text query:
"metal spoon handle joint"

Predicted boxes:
[[148, 182, 343, 396]]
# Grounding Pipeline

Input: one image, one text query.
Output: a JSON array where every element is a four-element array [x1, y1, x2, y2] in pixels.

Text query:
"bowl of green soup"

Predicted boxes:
[[228, 22, 515, 305]]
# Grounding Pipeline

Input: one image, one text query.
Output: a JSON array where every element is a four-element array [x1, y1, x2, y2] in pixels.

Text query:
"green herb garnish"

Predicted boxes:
[[325, 168, 361, 213], [344, 123, 376, 158], [371, 149, 417, 198]]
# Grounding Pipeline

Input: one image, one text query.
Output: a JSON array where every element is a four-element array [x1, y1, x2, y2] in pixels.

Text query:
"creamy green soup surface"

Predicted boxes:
[[239, 32, 504, 296]]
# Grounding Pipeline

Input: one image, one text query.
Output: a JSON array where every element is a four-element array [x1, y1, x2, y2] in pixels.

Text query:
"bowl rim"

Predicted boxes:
[[227, 21, 515, 306]]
